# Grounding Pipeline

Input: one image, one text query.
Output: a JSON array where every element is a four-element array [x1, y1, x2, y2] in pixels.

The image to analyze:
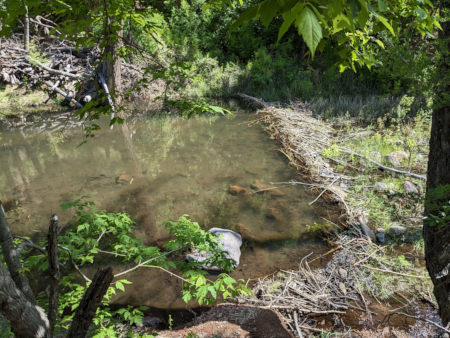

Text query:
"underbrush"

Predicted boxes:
[[322, 96, 431, 235]]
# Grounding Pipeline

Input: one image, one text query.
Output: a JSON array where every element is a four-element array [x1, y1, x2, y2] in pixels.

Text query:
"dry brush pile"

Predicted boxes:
[[0, 31, 147, 109], [232, 95, 446, 336]]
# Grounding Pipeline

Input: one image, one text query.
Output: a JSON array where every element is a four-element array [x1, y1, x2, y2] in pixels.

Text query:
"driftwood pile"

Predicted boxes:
[[0, 31, 146, 109], [0, 35, 96, 107], [237, 234, 438, 336]]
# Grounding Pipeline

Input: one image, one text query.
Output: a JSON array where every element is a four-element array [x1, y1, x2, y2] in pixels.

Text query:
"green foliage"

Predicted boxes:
[[15, 198, 251, 336], [425, 185, 450, 229], [229, 0, 440, 71]]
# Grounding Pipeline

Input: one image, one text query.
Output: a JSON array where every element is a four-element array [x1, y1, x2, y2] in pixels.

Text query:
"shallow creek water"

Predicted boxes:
[[0, 111, 329, 309]]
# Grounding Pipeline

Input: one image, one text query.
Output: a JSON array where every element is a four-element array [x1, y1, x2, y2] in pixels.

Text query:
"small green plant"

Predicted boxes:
[[168, 314, 173, 331], [27, 40, 50, 65], [16, 197, 251, 336], [321, 144, 340, 159]]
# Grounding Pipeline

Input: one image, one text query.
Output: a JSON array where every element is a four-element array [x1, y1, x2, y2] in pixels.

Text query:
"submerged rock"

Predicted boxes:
[[265, 207, 284, 221], [229, 185, 248, 196], [250, 181, 284, 197], [116, 174, 134, 184], [186, 228, 242, 271]]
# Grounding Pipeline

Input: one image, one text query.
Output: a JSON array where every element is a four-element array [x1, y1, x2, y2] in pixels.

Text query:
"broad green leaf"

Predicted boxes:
[[376, 15, 395, 35], [116, 281, 125, 292], [377, 0, 388, 12], [327, 0, 344, 17], [374, 39, 385, 48], [295, 7, 323, 57], [230, 6, 259, 31], [349, 0, 361, 19], [259, 0, 280, 27], [277, 3, 304, 41], [415, 8, 428, 21], [357, 0, 369, 27]]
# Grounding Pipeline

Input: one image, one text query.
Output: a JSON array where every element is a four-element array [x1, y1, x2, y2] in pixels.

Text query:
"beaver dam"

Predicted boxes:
[[0, 110, 331, 309]]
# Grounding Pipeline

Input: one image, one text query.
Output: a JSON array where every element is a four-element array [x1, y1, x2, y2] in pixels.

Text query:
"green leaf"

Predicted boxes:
[[259, 0, 280, 27], [277, 3, 304, 41], [116, 281, 125, 292], [377, 0, 388, 12], [376, 15, 395, 35], [230, 6, 259, 31], [415, 8, 427, 21], [295, 7, 323, 57]]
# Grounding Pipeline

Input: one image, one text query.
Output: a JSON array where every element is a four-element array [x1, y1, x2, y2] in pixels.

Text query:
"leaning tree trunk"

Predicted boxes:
[[0, 263, 50, 338], [423, 4, 450, 325]]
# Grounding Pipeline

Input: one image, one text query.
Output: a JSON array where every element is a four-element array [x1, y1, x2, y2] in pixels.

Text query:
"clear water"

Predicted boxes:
[[0, 112, 327, 308]]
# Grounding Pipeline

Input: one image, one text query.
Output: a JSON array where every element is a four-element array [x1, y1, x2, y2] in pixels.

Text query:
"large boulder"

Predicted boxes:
[[186, 228, 242, 271]]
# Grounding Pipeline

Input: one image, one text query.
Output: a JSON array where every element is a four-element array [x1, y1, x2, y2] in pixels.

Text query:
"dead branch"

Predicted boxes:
[[67, 267, 114, 338], [339, 148, 426, 181], [47, 214, 60, 334], [27, 56, 83, 79]]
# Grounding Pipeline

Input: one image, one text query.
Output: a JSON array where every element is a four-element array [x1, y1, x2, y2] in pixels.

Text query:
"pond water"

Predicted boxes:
[[0, 111, 329, 309]]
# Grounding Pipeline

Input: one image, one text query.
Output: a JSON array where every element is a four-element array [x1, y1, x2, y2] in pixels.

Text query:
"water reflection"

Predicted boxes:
[[0, 112, 327, 308]]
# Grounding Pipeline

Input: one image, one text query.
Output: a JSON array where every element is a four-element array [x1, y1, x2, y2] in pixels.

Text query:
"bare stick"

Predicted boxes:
[[44, 80, 83, 108], [362, 265, 427, 279], [47, 214, 60, 334], [339, 148, 426, 181], [293, 311, 303, 338], [27, 56, 83, 79], [113, 248, 180, 278], [15, 235, 46, 254], [58, 244, 91, 282], [67, 267, 114, 338]]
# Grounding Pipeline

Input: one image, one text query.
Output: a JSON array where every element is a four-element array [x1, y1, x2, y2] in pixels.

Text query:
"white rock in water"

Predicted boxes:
[[186, 228, 242, 271]]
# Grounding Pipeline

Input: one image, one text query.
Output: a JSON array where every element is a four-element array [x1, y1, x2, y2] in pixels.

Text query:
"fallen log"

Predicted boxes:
[[233, 93, 268, 110]]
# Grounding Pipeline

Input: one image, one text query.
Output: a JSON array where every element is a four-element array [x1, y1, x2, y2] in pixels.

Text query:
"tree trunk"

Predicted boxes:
[[0, 202, 36, 304], [423, 4, 450, 325], [100, 15, 122, 103], [24, 3, 30, 51], [0, 262, 50, 337]]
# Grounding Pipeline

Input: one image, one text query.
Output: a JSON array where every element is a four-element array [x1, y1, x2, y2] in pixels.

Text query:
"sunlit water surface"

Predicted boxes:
[[0, 111, 329, 308]]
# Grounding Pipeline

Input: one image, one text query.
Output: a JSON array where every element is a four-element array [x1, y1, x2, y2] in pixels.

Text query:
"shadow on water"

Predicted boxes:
[[0, 110, 331, 308]]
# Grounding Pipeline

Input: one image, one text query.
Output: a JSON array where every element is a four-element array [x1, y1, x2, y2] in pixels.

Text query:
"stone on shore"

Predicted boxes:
[[186, 228, 242, 271]]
